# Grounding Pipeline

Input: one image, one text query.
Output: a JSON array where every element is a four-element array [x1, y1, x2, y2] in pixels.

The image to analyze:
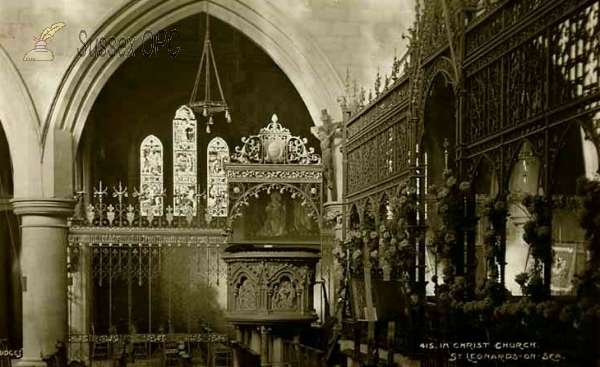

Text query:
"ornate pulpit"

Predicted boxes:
[[223, 115, 323, 365]]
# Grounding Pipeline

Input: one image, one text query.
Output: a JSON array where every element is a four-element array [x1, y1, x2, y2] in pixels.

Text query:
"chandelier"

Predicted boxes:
[[188, 11, 231, 133]]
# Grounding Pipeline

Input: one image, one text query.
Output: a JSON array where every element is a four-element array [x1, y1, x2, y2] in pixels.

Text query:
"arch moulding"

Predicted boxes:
[[0, 45, 43, 198], [44, 0, 344, 153]]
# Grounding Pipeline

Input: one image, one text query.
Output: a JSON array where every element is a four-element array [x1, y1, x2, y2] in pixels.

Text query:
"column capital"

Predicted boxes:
[[11, 197, 76, 218], [323, 201, 343, 230]]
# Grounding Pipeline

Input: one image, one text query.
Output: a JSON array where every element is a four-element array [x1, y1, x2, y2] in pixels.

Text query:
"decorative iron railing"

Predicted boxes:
[[70, 181, 227, 230]]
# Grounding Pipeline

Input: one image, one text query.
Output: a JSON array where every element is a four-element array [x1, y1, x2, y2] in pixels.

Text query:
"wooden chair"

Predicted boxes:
[[163, 341, 182, 366], [132, 340, 149, 361], [90, 325, 110, 365]]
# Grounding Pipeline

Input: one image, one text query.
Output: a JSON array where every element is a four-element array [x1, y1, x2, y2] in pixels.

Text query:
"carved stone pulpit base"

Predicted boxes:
[[224, 249, 320, 365]]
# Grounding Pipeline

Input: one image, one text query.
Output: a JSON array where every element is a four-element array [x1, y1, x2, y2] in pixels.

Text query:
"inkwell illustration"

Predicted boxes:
[[23, 22, 66, 61]]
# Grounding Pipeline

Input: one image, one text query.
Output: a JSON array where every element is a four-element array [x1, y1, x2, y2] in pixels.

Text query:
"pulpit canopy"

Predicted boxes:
[[226, 115, 324, 246]]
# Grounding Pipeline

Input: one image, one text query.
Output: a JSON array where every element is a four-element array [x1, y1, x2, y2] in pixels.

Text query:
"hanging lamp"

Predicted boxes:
[[187, 10, 231, 133]]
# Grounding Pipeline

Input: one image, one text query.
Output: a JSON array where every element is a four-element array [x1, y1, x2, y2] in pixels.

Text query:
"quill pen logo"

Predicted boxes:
[[23, 22, 66, 61]]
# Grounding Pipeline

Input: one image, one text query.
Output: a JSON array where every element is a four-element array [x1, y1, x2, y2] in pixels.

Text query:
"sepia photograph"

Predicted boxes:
[[0, 0, 599, 366]]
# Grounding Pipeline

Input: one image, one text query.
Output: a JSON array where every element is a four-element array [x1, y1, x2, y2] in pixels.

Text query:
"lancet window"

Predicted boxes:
[[139, 135, 164, 216], [172, 106, 198, 217], [206, 137, 229, 217]]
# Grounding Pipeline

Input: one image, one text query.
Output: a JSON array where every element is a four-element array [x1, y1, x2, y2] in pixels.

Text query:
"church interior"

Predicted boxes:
[[0, 0, 600, 366]]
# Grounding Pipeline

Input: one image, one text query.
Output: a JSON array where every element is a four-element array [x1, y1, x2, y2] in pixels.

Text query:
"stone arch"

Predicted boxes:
[[361, 197, 376, 230], [505, 138, 542, 192], [419, 56, 458, 123], [0, 46, 43, 198], [268, 269, 297, 288], [231, 265, 259, 287], [227, 183, 321, 230], [348, 203, 360, 231], [377, 192, 390, 222], [549, 121, 590, 195], [470, 154, 500, 198], [234, 275, 258, 310], [44, 0, 344, 154]]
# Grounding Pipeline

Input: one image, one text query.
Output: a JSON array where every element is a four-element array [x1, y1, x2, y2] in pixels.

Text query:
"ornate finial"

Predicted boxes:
[[345, 67, 351, 97], [392, 49, 400, 81], [384, 74, 390, 89], [337, 95, 348, 110], [112, 182, 128, 203], [359, 87, 366, 106], [368, 89, 373, 102], [352, 79, 358, 108], [272, 114, 278, 124], [94, 181, 108, 203], [374, 67, 381, 96]]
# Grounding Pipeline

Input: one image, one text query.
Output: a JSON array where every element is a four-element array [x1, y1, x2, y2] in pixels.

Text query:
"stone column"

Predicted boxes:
[[12, 198, 75, 367], [250, 327, 261, 354], [243, 328, 250, 347], [233, 326, 243, 367], [260, 326, 269, 366], [322, 202, 343, 318], [235, 326, 243, 344], [0, 199, 11, 342], [271, 336, 283, 367]]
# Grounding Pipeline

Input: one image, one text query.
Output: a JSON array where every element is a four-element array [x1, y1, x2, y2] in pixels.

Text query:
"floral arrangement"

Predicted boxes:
[[482, 197, 509, 281], [422, 176, 600, 363], [572, 177, 600, 324], [373, 183, 417, 276], [515, 194, 553, 301], [428, 169, 471, 285], [333, 184, 418, 280], [332, 229, 364, 278]]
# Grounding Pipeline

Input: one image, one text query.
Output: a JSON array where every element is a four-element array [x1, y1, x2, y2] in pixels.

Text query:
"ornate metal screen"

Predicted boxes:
[[68, 239, 226, 333], [68, 180, 229, 343]]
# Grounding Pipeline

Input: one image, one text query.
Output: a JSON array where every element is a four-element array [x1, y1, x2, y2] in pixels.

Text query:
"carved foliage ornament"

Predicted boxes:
[[227, 169, 322, 182], [231, 114, 321, 165]]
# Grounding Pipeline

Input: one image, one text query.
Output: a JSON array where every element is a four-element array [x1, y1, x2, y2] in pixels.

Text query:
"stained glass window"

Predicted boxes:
[[172, 106, 198, 217], [139, 135, 164, 216], [207, 137, 229, 217]]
